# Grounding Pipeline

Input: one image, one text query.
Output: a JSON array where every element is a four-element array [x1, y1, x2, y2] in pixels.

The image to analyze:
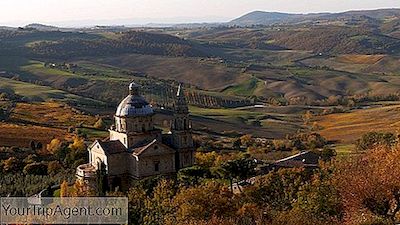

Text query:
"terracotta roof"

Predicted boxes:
[[131, 139, 175, 156], [132, 139, 157, 155], [98, 140, 127, 155], [274, 151, 320, 168]]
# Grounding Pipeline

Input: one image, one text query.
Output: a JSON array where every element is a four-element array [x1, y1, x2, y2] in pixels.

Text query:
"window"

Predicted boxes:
[[154, 161, 160, 172]]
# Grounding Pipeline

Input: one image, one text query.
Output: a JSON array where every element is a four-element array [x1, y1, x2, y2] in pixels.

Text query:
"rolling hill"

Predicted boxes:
[[29, 31, 216, 59], [190, 25, 400, 55], [230, 8, 400, 26]]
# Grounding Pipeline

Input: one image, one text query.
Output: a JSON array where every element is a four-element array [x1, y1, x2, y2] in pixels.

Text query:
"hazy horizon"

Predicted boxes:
[[1, 0, 400, 27]]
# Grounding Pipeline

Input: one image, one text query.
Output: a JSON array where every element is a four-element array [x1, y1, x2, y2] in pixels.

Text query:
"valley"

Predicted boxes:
[[2, 5, 400, 224], [2, 11, 400, 150]]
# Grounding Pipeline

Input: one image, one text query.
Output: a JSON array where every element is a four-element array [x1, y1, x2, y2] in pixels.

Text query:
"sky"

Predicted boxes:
[[1, 0, 400, 27]]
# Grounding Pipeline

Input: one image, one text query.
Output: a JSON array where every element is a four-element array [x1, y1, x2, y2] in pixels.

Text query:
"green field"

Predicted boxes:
[[0, 77, 103, 105]]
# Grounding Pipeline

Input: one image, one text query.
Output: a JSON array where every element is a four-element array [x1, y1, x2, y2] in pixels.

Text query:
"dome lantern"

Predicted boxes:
[[129, 82, 140, 95], [115, 82, 153, 117]]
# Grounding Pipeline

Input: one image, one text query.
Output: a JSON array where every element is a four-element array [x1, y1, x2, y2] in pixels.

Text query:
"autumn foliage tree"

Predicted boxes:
[[47, 138, 63, 154], [335, 146, 400, 224], [171, 181, 237, 224], [60, 180, 69, 197]]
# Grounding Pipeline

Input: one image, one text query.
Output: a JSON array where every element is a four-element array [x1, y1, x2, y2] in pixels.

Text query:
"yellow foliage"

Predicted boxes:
[[195, 151, 219, 168], [94, 118, 106, 129], [173, 181, 237, 223], [60, 180, 69, 197], [2, 157, 18, 172], [69, 136, 86, 152], [240, 134, 253, 147], [47, 138, 62, 154]]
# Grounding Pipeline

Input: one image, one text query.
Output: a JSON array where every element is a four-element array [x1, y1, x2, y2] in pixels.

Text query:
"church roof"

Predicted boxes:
[[115, 82, 154, 117], [97, 140, 127, 155], [132, 139, 175, 156]]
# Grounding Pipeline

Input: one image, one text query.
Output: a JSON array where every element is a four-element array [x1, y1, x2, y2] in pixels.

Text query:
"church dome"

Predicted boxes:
[[115, 82, 154, 117]]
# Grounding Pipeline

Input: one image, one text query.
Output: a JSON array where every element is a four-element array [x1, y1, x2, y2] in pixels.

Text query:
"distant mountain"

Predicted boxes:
[[230, 8, 400, 26], [229, 11, 298, 26], [0, 26, 17, 31], [24, 23, 61, 31]]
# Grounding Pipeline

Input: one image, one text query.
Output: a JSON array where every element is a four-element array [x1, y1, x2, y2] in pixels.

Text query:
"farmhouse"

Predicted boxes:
[[76, 82, 195, 191]]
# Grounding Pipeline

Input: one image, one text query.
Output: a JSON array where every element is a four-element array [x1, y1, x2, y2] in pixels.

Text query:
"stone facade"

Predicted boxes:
[[76, 83, 195, 191]]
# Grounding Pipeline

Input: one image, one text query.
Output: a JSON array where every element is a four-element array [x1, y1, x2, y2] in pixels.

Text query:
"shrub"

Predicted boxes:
[[23, 162, 48, 175], [94, 118, 106, 129], [47, 161, 62, 175], [356, 132, 397, 151]]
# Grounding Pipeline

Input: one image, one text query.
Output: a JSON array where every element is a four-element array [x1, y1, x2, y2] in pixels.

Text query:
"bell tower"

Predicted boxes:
[[171, 84, 194, 169]]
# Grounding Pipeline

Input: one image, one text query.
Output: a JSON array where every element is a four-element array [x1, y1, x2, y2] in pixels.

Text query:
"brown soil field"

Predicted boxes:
[[316, 104, 400, 144], [336, 54, 385, 64], [0, 122, 66, 148], [9, 102, 97, 128]]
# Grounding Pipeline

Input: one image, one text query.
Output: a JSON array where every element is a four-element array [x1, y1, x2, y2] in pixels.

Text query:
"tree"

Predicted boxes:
[[303, 110, 313, 125], [195, 151, 219, 168], [23, 162, 48, 175], [291, 166, 343, 224], [219, 154, 256, 192], [177, 166, 209, 186], [172, 181, 237, 223], [96, 162, 108, 196], [47, 138, 63, 154], [232, 138, 241, 150], [30, 140, 36, 151], [356, 132, 396, 151], [320, 146, 336, 162], [94, 118, 106, 129], [128, 186, 148, 225], [23, 154, 37, 164], [70, 180, 96, 197], [145, 180, 176, 224], [240, 135, 253, 147], [68, 136, 86, 152], [60, 180, 69, 197], [2, 157, 20, 173], [335, 146, 400, 223], [245, 168, 310, 211], [36, 142, 43, 150], [47, 161, 62, 175]]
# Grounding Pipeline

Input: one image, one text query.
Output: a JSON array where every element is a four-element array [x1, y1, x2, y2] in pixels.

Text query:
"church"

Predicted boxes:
[[76, 82, 195, 191]]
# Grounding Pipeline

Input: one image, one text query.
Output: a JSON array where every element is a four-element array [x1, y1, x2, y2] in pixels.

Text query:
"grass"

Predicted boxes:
[[333, 144, 357, 157], [222, 48, 312, 66], [300, 54, 400, 75], [189, 105, 304, 139], [72, 61, 135, 81], [92, 53, 243, 90], [21, 60, 129, 82], [190, 106, 262, 119], [0, 56, 30, 71], [21, 61, 77, 77], [223, 76, 260, 96], [77, 127, 108, 140], [0, 77, 103, 105]]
